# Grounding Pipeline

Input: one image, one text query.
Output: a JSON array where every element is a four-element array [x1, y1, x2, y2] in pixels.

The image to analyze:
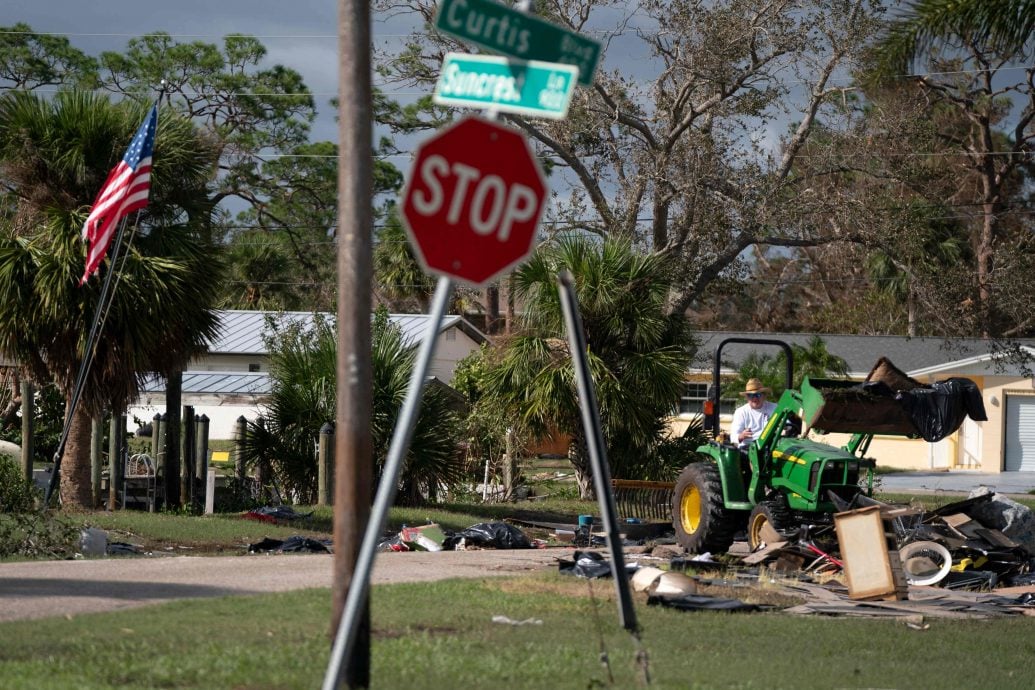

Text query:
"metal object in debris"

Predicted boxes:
[[899, 540, 953, 586], [612, 479, 675, 521]]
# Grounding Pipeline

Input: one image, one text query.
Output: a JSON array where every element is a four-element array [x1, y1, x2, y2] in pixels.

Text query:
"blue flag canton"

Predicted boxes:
[[123, 106, 157, 169]]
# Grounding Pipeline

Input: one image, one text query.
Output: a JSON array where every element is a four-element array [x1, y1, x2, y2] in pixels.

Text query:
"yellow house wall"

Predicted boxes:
[[978, 375, 1033, 472]]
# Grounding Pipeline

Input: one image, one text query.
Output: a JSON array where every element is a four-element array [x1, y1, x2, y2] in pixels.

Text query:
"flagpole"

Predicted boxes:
[[42, 212, 138, 508]]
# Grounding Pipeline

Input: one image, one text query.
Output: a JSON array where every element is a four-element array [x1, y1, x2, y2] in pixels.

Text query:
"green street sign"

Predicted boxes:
[[433, 53, 579, 119], [434, 0, 601, 86]]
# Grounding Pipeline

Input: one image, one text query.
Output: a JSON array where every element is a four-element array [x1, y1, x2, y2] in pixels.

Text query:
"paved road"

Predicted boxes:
[[0, 548, 578, 623], [876, 470, 1035, 496]]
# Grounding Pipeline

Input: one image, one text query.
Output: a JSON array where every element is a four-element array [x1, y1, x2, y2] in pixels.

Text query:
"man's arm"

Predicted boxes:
[[730, 406, 748, 444]]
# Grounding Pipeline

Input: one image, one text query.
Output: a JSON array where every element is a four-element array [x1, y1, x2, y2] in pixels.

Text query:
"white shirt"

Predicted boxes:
[[730, 401, 777, 447]]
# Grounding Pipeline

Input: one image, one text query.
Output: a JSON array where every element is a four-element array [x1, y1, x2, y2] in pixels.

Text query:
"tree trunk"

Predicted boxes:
[[486, 284, 500, 334], [59, 400, 94, 509], [568, 433, 594, 500]]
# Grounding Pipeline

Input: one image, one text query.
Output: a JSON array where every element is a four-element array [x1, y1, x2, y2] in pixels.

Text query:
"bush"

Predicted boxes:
[[0, 454, 38, 513], [0, 456, 77, 558]]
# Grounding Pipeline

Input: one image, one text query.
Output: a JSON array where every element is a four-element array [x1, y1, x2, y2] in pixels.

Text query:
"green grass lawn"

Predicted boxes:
[[0, 575, 1032, 689]]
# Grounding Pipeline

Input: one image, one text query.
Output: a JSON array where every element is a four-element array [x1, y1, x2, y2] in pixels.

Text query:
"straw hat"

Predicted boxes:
[[742, 378, 771, 396]]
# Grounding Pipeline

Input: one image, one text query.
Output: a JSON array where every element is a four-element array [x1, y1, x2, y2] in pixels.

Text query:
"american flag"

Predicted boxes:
[[80, 104, 157, 284]]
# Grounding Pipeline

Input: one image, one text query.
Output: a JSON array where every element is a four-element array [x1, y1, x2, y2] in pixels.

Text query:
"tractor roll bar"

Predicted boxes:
[[705, 338, 794, 436]]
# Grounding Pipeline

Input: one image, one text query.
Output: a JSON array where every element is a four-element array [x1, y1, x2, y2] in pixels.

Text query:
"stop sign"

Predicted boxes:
[[401, 115, 547, 286]]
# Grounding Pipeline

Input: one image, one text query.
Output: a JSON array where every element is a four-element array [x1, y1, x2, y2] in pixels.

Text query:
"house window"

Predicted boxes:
[[678, 382, 735, 416], [248, 363, 261, 372]]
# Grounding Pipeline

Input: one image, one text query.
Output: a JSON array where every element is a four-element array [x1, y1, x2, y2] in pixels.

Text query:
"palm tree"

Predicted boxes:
[[238, 310, 464, 505], [726, 336, 849, 402], [874, 0, 1035, 76], [373, 210, 436, 312], [484, 236, 693, 497], [0, 91, 224, 509]]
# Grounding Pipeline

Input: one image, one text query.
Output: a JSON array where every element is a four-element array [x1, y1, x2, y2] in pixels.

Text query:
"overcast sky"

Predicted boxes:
[[5, 1, 662, 143], [9, 0, 389, 142]]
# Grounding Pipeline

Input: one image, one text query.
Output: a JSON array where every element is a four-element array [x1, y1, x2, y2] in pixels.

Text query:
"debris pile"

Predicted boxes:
[[376, 521, 541, 552], [556, 490, 1035, 619], [745, 489, 1033, 595]]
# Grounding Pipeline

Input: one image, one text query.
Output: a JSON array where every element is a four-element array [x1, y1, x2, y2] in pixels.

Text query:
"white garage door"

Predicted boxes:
[[1005, 395, 1035, 472]]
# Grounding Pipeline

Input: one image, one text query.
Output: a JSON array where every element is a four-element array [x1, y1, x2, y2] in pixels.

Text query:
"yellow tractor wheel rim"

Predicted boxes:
[[748, 511, 768, 548], [680, 485, 702, 534]]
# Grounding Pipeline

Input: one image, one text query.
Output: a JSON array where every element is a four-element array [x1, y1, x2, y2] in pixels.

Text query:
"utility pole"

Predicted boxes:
[[333, 0, 374, 687]]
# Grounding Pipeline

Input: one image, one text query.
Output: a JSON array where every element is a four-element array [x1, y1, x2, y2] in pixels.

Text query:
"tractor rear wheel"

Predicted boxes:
[[747, 497, 794, 551], [671, 462, 740, 554]]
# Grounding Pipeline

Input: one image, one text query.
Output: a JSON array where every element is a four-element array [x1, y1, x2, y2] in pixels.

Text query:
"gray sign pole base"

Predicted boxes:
[[323, 276, 454, 689], [556, 270, 638, 632]]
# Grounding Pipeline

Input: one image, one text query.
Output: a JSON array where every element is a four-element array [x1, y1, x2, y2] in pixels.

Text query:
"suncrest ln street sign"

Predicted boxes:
[[433, 53, 579, 119], [434, 0, 601, 86]]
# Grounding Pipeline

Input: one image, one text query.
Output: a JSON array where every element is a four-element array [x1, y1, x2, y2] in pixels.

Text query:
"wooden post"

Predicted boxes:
[[19, 379, 33, 481], [255, 415, 268, 493], [108, 414, 123, 510], [90, 416, 104, 508], [154, 413, 166, 511], [319, 422, 334, 506], [333, 0, 374, 684], [196, 414, 210, 511], [503, 426, 514, 500], [165, 373, 182, 509], [234, 415, 248, 481], [180, 406, 195, 510]]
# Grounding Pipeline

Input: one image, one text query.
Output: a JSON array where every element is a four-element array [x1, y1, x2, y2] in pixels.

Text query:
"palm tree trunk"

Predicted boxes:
[[59, 400, 95, 509], [568, 432, 594, 500]]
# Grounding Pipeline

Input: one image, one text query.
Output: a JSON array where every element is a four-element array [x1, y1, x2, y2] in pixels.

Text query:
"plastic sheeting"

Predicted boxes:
[[248, 536, 332, 553], [557, 550, 639, 579], [646, 593, 760, 612], [899, 377, 988, 442], [441, 522, 532, 550], [967, 487, 1035, 556]]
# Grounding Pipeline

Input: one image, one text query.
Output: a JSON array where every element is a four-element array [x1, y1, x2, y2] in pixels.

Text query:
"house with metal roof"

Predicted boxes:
[[128, 310, 487, 439], [671, 332, 1035, 475]]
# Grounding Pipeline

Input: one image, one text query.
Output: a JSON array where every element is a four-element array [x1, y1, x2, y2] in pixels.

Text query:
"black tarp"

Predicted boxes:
[[898, 377, 988, 442]]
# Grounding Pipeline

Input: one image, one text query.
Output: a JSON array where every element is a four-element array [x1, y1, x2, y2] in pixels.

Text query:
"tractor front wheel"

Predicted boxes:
[[747, 498, 794, 551], [671, 462, 740, 554]]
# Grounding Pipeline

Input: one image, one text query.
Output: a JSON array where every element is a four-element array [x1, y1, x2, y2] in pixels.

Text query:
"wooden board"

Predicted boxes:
[[834, 506, 903, 600]]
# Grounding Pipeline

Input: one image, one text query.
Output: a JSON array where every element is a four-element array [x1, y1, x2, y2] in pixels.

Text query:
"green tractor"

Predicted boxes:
[[672, 337, 977, 554]]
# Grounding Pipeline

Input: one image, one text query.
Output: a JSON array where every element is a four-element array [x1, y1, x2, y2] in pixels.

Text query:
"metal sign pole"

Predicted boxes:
[[556, 269, 639, 632], [323, 275, 454, 689]]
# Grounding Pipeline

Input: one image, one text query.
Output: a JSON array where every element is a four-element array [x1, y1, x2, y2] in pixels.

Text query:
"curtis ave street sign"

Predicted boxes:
[[434, 0, 601, 86]]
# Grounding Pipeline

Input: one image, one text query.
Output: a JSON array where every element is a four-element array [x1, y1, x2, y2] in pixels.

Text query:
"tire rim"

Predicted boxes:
[[680, 485, 701, 534], [748, 511, 768, 549]]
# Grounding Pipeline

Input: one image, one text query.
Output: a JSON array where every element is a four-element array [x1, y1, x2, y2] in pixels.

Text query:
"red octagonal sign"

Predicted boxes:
[[401, 115, 547, 286]]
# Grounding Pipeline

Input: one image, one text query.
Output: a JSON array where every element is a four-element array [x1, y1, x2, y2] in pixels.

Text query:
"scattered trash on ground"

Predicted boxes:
[[242, 505, 314, 524], [79, 527, 107, 556], [646, 593, 762, 613], [558, 550, 639, 579], [106, 542, 147, 556], [491, 615, 543, 626], [248, 536, 332, 553], [443, 522, 533, 550]]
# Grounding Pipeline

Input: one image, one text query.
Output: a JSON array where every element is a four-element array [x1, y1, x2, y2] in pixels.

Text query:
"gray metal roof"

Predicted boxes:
[[141, 371, 271, 396], [207, 310, 487, 355], [692, 331, 1035, 377]]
